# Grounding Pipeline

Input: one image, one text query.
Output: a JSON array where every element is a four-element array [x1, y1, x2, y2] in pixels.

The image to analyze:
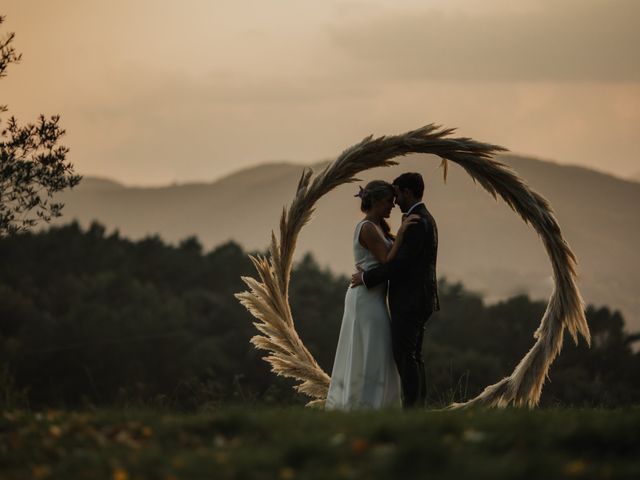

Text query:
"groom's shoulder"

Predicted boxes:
[[407, 214, 429, 237], [420, 204, 436, 220], [419, 209, 437, 230]]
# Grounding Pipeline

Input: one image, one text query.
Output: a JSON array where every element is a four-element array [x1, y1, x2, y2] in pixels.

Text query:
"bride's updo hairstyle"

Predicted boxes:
[[358, 180, 394, 212], [356, 180, 395, 239]]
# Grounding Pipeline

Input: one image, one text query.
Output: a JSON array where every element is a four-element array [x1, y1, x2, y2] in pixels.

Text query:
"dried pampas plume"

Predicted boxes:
[[235, 124, 590, 408]]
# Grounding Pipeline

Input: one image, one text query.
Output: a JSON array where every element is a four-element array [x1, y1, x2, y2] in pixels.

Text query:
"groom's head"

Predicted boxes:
[[392, 172, 424, 213]]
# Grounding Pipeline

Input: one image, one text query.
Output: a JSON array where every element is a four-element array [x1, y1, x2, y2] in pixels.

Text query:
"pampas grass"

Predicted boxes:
[[235, 124, 590, 408]]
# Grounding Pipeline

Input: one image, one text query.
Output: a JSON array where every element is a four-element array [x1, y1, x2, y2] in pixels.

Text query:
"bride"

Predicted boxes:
[[325, 180, 418, 410]]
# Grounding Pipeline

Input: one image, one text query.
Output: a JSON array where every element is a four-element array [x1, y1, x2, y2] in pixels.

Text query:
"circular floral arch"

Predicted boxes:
[[236, 125, 590, 408]]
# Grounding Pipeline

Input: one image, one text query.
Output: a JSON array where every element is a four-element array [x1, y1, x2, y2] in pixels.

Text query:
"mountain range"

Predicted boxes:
[[52, 154, 640, 332]]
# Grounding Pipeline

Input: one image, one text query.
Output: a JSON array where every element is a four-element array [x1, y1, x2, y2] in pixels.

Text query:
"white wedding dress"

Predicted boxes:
[[325, 220, 402, 410]]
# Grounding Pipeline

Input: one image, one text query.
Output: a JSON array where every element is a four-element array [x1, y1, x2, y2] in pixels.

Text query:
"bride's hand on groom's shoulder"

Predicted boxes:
[[398, 214, 420, 236], [350, 267, 364, 288]]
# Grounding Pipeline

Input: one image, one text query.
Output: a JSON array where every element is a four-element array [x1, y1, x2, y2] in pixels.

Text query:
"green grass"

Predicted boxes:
[[1, 407, 639, 479]]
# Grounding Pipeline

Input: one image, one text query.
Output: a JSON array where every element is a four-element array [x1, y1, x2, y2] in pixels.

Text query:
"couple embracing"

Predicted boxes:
[[326, 172, 440, 410]]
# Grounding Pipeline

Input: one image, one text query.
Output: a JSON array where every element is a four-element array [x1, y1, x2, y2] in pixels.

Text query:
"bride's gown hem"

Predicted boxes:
[[325, 220, 402, 411]]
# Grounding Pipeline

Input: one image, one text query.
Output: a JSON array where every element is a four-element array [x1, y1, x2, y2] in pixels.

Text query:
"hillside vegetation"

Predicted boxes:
[[1, 223, 638, 410]]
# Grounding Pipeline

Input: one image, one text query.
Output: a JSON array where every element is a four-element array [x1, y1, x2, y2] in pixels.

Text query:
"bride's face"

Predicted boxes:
[[373, 195, 395, 218]]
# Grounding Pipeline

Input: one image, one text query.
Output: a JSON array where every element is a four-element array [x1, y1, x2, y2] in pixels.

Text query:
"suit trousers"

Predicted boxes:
[[391, 311, 431, 408]]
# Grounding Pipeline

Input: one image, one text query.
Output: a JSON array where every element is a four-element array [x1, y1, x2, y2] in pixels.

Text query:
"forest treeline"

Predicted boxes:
[[0, 222, 638, 409]]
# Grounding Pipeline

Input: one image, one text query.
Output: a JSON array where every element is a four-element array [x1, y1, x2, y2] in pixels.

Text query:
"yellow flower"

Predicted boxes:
[[32, 465, 51, 479], [279, 467, 295, 479], [563, 460, 587, 476], [113, 467, 129, 480]]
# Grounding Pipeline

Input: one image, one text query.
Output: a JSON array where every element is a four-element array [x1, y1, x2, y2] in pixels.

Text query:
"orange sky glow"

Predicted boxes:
[[2, 0, 639, 185]]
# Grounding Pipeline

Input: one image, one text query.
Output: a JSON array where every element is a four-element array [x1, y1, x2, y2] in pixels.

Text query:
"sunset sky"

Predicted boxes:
[[3, 0, 639, 185]]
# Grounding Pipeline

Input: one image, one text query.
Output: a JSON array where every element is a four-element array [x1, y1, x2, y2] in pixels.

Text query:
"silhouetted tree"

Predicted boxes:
[[0, 15, 81, 236]]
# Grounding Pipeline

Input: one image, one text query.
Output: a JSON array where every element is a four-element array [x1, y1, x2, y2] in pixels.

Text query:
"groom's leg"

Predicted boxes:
[[392, 312, 422, 408], [415, 313, 431, 407]]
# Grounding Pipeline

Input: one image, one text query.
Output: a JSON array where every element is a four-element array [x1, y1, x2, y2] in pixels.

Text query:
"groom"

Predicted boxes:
[[351, 172, 439, 408]]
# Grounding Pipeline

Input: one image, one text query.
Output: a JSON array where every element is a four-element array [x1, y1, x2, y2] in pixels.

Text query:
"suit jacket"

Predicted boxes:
[[362, 203, 440, 320]]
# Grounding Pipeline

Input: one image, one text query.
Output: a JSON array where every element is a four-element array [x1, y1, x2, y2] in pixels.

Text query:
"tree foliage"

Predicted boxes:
[[0, 15, 81, 236], [0, 223, 638, 410]]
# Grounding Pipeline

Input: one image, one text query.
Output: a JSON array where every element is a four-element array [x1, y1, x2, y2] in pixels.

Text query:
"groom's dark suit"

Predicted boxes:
[[362, 202, 439, 407]]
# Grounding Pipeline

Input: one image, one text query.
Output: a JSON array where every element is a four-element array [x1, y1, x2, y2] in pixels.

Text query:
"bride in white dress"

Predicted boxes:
[[326, 180, 418, 410]]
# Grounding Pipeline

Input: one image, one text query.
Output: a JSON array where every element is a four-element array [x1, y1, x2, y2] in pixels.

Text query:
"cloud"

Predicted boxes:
[[4, 0, 638, 185], [330, 0, 640, 82]]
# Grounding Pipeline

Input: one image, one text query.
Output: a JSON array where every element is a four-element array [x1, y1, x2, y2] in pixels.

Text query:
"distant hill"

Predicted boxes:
[[54, 154, 640, 331], [74, 177, 125, 191]]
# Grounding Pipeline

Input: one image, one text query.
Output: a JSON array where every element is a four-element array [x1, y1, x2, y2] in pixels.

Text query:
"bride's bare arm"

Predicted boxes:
[[359, 215, 420, 264]]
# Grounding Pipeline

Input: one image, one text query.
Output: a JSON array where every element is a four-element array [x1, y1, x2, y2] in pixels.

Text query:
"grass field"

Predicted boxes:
[[1, 407, 639, 479]]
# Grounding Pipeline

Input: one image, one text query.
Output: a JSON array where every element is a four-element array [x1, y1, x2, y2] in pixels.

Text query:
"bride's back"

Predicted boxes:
[[353, 220, 392, 272]]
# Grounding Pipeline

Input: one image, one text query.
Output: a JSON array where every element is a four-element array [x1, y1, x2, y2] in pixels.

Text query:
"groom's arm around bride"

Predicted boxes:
[[358, 204, 439, 316]]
